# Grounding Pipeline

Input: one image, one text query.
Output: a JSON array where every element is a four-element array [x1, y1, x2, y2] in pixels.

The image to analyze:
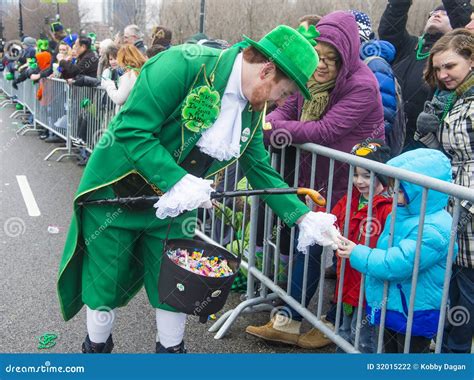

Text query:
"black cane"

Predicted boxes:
[[76, 187, 326, 207]]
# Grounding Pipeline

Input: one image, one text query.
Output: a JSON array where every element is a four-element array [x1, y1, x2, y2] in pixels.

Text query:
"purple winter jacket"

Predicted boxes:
[[265, 11, 384, 204]]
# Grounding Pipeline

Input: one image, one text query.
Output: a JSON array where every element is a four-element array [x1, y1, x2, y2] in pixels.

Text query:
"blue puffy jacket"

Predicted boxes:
[[350, 149, 457, 338], [360, 40, 397, 134]]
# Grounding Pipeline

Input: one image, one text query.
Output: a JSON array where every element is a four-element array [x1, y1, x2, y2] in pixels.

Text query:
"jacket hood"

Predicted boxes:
[[387, 149, 452, 215], [316, 11, 362, 82]]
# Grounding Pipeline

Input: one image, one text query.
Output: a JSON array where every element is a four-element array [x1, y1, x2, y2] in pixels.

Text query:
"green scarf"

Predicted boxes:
[[300, 77, 336, 122], [456, 71, 474, 98], [433, 72, 474, 122]]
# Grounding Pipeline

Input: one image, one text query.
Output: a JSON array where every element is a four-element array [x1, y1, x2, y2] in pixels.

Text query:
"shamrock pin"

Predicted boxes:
[[297, 25, 321, 47], [181, 85, 221, 133]]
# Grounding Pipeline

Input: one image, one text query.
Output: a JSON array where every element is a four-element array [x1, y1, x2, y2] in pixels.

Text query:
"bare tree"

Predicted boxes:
[[2, 0, 81, 41], [157, 0, 444, 44], [3, 0, 445, 45]]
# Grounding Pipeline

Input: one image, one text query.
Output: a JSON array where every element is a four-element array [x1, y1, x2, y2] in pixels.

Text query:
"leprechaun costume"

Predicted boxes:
[[57, 25, 336, 353]]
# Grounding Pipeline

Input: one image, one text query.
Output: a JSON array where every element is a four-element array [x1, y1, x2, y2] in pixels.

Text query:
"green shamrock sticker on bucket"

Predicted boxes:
[[181, 85, 221, 133]]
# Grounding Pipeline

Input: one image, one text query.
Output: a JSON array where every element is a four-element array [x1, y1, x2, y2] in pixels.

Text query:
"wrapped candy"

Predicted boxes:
[[167, 248, 234, 278]]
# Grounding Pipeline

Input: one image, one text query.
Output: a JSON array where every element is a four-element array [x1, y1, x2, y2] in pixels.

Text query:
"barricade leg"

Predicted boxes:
[[212, 294, 278, 339]]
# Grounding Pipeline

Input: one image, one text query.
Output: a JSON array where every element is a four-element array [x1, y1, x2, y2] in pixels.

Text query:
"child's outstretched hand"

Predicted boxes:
[[337, 236, 356, 259]]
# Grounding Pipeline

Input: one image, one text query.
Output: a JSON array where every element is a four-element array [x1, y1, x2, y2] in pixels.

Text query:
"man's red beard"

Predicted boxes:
[[249, 81, 271, 112]]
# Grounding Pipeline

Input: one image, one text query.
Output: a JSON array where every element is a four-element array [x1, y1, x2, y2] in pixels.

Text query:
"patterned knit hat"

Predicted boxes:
[[349, 10, 374, 42], [351, 139, 391, 186]]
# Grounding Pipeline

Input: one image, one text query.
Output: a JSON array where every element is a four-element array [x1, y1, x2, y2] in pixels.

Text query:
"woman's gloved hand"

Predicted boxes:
[[416, 101, 440, 135]]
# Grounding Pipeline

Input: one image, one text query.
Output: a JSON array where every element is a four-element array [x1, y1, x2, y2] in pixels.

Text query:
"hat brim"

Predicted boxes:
[[242, 35, 311, 100]]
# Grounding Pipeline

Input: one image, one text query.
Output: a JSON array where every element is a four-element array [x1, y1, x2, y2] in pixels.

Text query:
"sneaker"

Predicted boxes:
[[297, 328, 332, 349], [82, 334, 114, 353], [77, 157, 88, 167], [44, 135, 63, 143], [155, 341, 187, 353], [245, 319, 299, 345]]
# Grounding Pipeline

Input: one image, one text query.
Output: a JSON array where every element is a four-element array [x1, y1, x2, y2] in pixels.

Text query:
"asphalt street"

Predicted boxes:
[[0, 98, 337, 354]]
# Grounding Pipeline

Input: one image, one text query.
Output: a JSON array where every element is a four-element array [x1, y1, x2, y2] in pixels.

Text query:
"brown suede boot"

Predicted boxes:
[[245, 319, 299, 345], [297, 328, 332, 349]]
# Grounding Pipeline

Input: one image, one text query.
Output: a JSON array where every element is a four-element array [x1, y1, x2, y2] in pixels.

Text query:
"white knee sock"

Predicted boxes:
[[86, 306, 115, 343], [155, 309, 187, 348]]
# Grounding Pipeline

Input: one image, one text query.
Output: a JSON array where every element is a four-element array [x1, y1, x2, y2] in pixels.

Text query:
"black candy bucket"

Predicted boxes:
[[158, 238, 241, 323]]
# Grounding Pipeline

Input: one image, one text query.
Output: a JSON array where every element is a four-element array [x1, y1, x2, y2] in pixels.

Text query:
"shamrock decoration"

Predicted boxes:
[[297, 25, 321, 47], [37, 39, 49, 52], [181, 85, 221, 133], [28, 57, 38, 70]]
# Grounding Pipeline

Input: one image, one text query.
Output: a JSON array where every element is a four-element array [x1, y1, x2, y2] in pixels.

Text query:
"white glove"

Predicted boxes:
[[154, 174, 214, 219], [297, 211, 340, 252]]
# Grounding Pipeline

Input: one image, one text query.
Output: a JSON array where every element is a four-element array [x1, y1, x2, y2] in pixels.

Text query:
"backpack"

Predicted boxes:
[[364, 56, 407, 157]]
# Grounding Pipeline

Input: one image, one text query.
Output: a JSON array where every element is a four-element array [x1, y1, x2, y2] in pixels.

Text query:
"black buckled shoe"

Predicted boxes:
[[82, 335, 114, 353], [155, 341, 187, 353]]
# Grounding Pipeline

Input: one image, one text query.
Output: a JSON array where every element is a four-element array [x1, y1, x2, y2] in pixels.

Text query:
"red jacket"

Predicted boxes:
[[332, 188, 392, 307]]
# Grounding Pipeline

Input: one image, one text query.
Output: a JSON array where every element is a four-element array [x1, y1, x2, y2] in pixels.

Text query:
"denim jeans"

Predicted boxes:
[[285, 228, 323, 321], [442, 265, 474, 353], [337, 307, 377, 353]]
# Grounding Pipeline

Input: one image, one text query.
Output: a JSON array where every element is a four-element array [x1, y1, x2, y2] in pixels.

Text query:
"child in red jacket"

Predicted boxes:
[[332, 139, 392, 352]]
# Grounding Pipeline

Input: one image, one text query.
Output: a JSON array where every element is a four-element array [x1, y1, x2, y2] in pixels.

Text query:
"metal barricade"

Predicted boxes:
[[0, 73, 14, 102], [34, 78, 79, 162], [68, 85, 117, 154], [205, 143, 473, 354], [15, 79, 41, 135]]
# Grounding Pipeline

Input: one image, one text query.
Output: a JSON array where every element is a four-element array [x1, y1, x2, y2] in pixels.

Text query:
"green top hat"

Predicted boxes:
[[243, 25, 320, 99]]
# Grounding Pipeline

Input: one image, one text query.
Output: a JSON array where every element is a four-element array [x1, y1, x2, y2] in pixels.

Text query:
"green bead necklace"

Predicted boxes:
[[416, 34, 430, 61]]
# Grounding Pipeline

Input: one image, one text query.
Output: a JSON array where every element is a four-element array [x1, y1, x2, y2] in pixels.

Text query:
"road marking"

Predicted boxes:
[[16, 175, 41, 217]]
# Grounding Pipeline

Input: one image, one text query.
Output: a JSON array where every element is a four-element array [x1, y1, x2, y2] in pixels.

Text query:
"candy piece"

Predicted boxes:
[[167, 248, 234, 277]]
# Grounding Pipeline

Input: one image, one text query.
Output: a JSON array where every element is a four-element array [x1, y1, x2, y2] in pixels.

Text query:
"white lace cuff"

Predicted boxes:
[[196, 130, 241, 162], [297, 212, 340, 252], [154, 174, 214, 219]]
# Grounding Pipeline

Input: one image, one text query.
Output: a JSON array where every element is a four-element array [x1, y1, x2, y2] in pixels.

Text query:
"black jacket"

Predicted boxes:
[[378, 0, 472, 150], [59, 49, 98, 79], [134, 39, 147, 55]]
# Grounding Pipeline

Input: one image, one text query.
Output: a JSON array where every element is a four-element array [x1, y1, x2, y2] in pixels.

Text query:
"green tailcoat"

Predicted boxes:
[[57, 45, 309, 321]]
